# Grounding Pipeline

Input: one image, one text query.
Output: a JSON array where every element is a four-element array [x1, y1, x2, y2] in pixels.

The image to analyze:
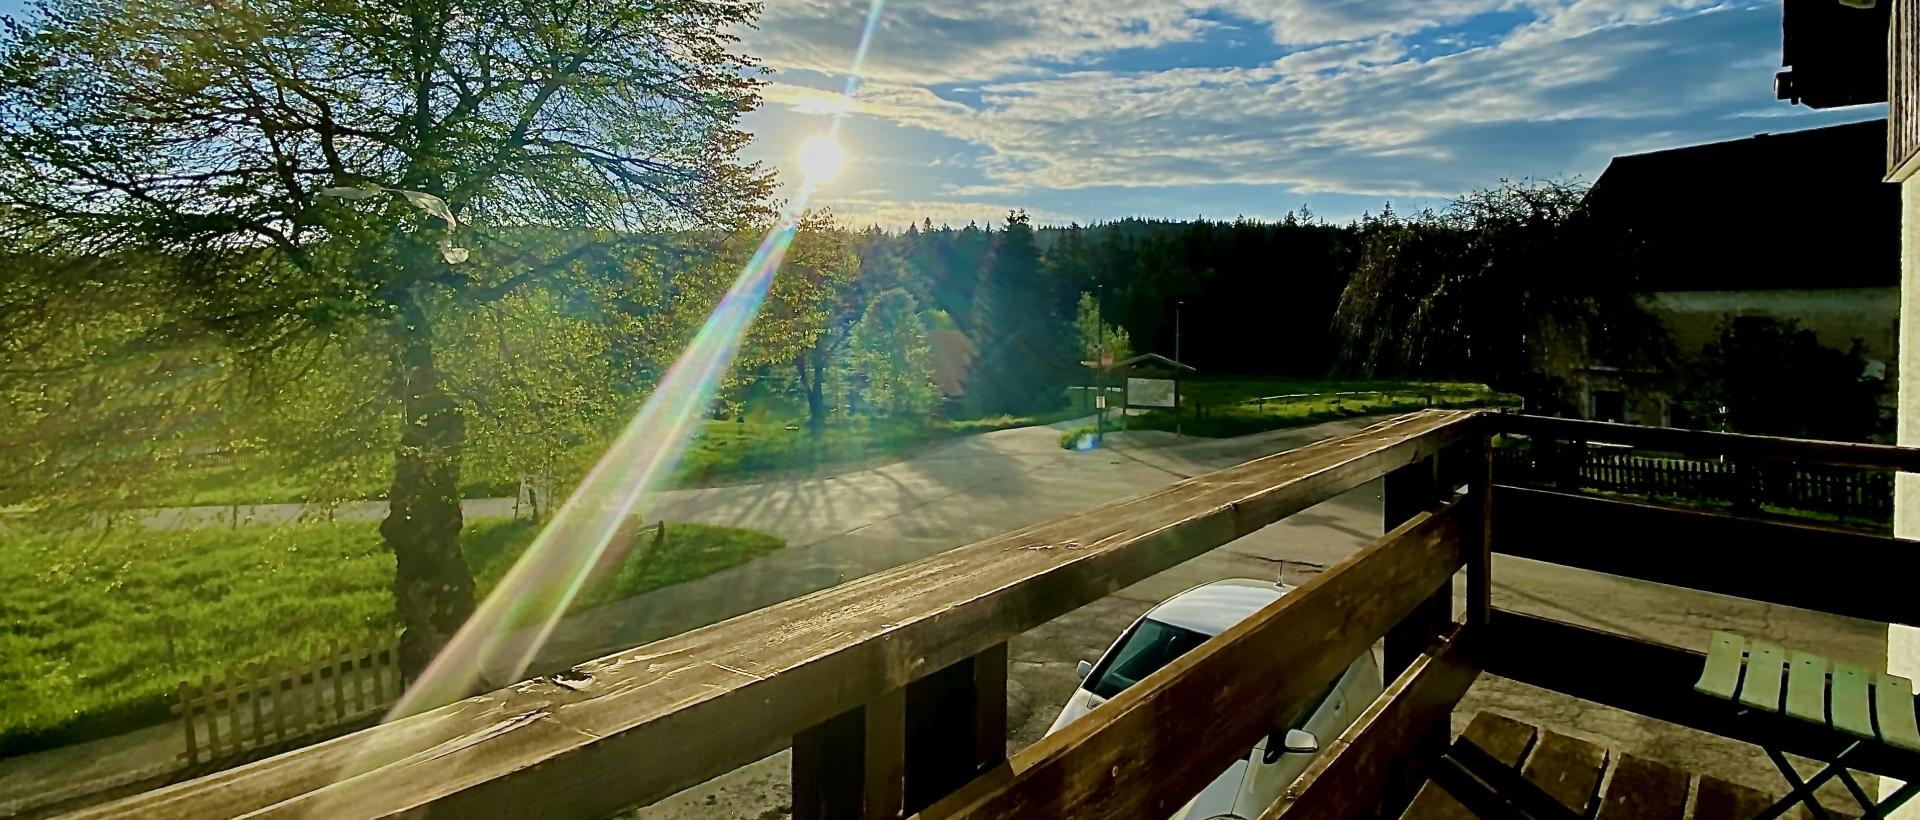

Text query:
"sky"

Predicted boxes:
[[739, 0, 1886, 227], [0, 0, 1884, 228]]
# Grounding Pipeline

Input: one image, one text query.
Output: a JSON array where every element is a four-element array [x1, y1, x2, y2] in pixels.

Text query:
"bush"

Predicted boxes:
[[1059, 425, 1103, 450]]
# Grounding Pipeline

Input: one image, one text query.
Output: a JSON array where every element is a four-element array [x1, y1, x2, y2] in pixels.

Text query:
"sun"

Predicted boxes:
[[797, 135, 845, 182]]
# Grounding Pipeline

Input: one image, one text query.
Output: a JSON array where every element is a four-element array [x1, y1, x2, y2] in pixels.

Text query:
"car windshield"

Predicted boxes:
[[1087, 618, 1211, 699]]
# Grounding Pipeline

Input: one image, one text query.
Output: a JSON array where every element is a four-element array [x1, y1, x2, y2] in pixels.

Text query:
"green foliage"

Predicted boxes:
[[1058, 425, 1102, 450], [0, 517, 780, 754], [1332, 181, 1671, 412], [969, 211, 1067, 416], [1073, 291, 1132, 365], [838, 288, 941, 417], [0, 0, 774, 670], [1124, 378, 1517, 438], [1679, 316, 1888, 442]]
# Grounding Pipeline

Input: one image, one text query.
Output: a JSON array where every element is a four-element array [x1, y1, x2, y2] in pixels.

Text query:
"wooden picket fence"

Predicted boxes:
[[172, 634, 401, 765], [1493, 446, 1893, 525]]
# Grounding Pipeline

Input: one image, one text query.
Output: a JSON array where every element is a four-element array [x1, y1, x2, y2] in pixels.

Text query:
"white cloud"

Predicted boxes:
[[745, 0, 1867, 220], [817, 196, 1075, 229]]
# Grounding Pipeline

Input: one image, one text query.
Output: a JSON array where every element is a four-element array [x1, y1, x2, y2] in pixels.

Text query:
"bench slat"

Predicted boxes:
[[1696, 632, 1744, 700], [1875, 673, 1920, 752], [1518, 730, 1607, 815], [1740, 642, 1787, 712], [1595, 754, 1689, 820], [1832, 664, 1874, 738], [1785, 652, 1828, 724]]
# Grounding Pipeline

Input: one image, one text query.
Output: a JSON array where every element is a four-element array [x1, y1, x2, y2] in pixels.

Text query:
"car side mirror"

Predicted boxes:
[[1076, 660, 1094, 681], [1261, 728, 1321, 764]]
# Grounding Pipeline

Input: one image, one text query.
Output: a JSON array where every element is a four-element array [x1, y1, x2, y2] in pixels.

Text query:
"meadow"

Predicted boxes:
[[0, 516, 780, 755]]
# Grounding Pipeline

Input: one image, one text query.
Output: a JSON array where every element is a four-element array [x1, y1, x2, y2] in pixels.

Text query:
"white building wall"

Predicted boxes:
[[1893, 173, 1920, 809]]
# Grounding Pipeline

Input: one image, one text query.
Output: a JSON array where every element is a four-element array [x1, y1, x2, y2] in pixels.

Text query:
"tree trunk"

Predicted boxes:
[[799, 355, 828, 435], [383, 315, 478, 683]]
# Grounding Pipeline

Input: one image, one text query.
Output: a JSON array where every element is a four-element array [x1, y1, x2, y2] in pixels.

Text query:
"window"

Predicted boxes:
[[1087, 619, 1211, 698], [1591, 389, 1626, 423]]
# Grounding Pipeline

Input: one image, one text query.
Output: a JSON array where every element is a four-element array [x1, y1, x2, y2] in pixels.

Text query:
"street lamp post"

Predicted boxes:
[[1175, 300, 1184, 364], [1095, 287, 1105, 440]]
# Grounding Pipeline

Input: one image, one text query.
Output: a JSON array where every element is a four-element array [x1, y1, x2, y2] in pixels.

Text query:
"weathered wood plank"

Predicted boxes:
[[1594, 754, 1688, 820], [200, 674, 221, 759], [1493, 414, 1920, 472], [1461, 712, 1536, 767], [1259, 626, 1479, 820], [77, 410, 1481, 820], [1696, 632, 1745, 700], [1399, 713, 1534, 820], [247, 662, 265, 749], [331, 639, 347, 722], [920, 500, 1470, 820], [1518, 730, 1606, 815], [1492, 486, 1920, 627], [178, 681, 198, 765]]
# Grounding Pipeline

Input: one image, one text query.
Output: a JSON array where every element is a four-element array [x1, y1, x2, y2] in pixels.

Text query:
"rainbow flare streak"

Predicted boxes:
[[383, 0, 890, 730], [389, 212, 803, 717]]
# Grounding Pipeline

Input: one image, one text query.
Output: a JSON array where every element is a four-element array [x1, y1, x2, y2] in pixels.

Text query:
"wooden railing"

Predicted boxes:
[[72, 411, 1920, 820], [78, 409, 1480, 819]]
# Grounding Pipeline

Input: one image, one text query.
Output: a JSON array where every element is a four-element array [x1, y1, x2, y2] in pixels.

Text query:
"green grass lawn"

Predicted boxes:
[[1105, 377, 1518, 440], [0, 517, 781, 756]]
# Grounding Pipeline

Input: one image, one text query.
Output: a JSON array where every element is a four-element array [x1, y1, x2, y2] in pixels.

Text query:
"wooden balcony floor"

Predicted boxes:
[[1403, 712, 1859, 820]]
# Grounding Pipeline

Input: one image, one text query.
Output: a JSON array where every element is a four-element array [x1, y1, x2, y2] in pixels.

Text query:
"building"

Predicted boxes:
[[1577, 119, 1901, 427]]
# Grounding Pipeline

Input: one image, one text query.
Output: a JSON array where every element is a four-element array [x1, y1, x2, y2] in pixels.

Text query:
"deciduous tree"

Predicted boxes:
[[0, 0, 768, 677]]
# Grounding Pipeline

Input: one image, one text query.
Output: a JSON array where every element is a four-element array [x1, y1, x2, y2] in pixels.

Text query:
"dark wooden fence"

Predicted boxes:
[[1492, 443, 1892, 525], [172, 634, 400, 766]]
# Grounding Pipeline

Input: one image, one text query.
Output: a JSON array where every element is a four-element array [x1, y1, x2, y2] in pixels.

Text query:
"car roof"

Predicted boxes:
[[1143, 578, 1292, 636]]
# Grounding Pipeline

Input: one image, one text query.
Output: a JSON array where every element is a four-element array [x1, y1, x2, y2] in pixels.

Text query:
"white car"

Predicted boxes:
[[1045, 578, 1383, 820]]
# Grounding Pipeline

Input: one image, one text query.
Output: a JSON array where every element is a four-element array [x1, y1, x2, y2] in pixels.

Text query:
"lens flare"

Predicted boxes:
[[797, 136, 845, 182], [334, 0, 897, 788], [386, 212, 806, 718]]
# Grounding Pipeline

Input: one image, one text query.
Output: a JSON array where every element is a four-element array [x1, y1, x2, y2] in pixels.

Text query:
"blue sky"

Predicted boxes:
[[0, 0, 1882, 228], [739, 0, 1885, 227]]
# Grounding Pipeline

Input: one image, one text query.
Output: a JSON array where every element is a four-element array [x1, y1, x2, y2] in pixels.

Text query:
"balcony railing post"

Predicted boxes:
[[793, 687, 907, 820], [1380, 447, 1456, 817], [1467, 432, 1494, 628], [904, 643, 1008, 813], [1384, 452, 1449, 677]]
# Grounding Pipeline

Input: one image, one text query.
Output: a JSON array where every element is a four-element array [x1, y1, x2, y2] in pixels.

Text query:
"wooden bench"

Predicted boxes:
[[1400, 713, 1848, 820]]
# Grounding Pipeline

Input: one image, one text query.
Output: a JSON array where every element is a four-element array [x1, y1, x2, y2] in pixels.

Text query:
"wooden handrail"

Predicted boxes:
[[80, 409, 1482, 820], [1492, 414, 1920, 472], [917, 499, 1471, 820], [1493, 486, 1920, 626]]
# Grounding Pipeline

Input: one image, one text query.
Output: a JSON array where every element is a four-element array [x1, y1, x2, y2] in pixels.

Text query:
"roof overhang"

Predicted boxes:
[[1777, 0, 1890, 108]]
